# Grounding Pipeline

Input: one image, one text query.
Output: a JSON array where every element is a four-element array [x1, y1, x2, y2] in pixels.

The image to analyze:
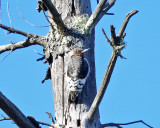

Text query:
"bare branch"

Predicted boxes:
[[105, 12, 114, 15], [0, 24, 35, 38], [46, 112, 54, 124], [39, 3, 54, 30], [102, 28, 112, 46], [0, 92, 36, 128], [84, 0, 116, 34], [117, 10, 138, 38], [17, 0, 48, 28], [0, 50, 13, 63], [4, 30, 14, 44], [87, 10, 138, 121], [102, 120, 153, 128], [0, 37, 46, 54], [41, 0, 67, 34], [33, 49, 44, 56], [0, 115, 10, 121], [7, 0, 13, 27]]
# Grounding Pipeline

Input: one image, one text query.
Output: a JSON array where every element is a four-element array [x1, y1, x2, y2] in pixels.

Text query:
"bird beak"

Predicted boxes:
[[82, 48, 90, 53]]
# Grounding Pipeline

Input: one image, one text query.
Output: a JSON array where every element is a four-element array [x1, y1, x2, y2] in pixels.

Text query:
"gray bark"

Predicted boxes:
[[45, 0, 101, 127]]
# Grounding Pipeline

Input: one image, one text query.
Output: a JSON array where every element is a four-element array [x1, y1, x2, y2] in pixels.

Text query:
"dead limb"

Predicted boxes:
[[17, 0, 48, 28], [102, 120, 153, 128], [0, 115, 10, 121], [0, 36, 46, 54], [0, 24, 35, 38], [117, 10, 138, 38], [0, 92, 36, 128], [0, 114, 55, 128], [46, 112, 54, 124], [84, 0, 116, 34], [87, 10, 138, 121], [41, 0, 67, 34], [7, 0, 13, 27], [0, 50, 13, 63]]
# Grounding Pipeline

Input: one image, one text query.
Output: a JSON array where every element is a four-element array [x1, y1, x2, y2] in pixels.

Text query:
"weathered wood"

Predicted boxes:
[[46, 0, 101, 127]]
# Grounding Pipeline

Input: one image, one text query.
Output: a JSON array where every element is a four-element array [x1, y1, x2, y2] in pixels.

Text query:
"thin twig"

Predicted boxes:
[[105, 12, 114, 15], [46, 112, 54, 124], [0, 0, 1, 23], [0, 50, 13, 63], [0, 115, 10, 121], [4, 30, 14, 44], [0, 38, 45, 54], [102, 120, 153, 128], [102, 28, 112, 46], [42, 0, 67, 34], [33, 49, 44, 56], [17, 0, 48, 28], [7, 0, 13, 27], [37, 56, 45, 61], [39, 2, 55, 30]]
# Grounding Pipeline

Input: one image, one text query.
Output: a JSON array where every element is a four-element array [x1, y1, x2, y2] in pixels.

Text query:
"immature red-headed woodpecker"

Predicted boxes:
[[67, 48, 90, 103]]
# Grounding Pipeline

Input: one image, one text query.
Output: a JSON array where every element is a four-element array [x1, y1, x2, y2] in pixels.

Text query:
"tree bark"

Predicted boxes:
[[0, 0, 139, 127], [45, 0, 101, 127]]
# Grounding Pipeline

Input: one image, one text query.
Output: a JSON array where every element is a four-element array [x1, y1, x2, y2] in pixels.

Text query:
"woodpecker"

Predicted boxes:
[[66, 48, 90, 103]]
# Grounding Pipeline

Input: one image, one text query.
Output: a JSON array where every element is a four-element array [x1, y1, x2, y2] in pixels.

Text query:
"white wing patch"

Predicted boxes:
[[66, 76, 86, 92]]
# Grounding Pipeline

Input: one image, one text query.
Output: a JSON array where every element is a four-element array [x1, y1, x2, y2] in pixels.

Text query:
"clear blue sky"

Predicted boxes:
[[0, 0, 160, 128]]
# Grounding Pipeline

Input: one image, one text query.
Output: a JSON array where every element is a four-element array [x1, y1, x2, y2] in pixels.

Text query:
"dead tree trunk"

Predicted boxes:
[[45, 0, 101, 127], [0, 0, 139, 128]]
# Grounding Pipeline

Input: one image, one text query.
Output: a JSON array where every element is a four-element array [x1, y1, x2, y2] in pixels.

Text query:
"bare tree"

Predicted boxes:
[[0, 0, 152, 128]]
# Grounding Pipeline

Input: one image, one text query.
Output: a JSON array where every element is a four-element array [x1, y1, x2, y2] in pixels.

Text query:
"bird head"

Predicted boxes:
[[69, 48, 90, 58]]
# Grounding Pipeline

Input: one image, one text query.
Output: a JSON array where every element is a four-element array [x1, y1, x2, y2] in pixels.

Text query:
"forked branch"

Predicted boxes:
[[84, 0, 116, 34], [0, 92, 36, 128], [0, 115, 10, 121], [102, 120, 153, 128], [87, 10, 138, 121]]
